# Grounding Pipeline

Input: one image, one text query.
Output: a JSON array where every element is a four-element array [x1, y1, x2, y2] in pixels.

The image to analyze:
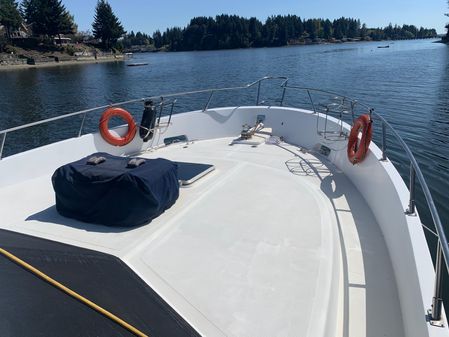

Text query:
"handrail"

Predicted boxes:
[[0, 76, 288, 137], [373, 111, 448, 322], [0, 77, 447, 323], [281, 83, 448, 323], [0, 98, 145, 136]]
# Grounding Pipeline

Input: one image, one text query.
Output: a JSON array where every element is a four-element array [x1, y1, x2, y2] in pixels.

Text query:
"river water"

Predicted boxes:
[[0, 38, 448, 243]]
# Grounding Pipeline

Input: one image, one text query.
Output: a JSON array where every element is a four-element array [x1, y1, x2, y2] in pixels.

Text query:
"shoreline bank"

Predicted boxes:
[[129, 37, 440, 54], [0, 56, 125, 71]]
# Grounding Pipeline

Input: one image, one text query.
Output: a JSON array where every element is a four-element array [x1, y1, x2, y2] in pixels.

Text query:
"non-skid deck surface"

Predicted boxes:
[[0, 138, 405, 337]]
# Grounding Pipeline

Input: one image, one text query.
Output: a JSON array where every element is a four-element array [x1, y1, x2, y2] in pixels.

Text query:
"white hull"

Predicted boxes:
[[0, 105, 446, 336]]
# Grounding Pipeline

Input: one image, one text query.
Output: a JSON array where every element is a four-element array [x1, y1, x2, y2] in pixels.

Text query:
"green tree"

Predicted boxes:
[[149, 14, 438, 51], [360, 23, 368, 39], [332, 19, 344, 39], [152, 30, 162, 48], [92, 0, 125, 49], [347, 19, 360, 38], [22, 0, 75, 37], [445, 1, 449, 41], [64, 14, 77, 35], [164, 27, 182, 50], [322, 19, 333, 39], [304, 18, 321, 40], [0, 0, 22, 40], [294, 16, 304, 37]]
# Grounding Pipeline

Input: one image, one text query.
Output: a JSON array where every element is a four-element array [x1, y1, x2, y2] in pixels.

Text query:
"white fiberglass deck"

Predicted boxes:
[[0, 137, 404, 337]]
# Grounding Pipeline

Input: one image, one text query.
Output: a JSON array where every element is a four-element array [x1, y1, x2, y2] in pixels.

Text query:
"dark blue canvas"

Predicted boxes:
[[52, 153, 179, 227]]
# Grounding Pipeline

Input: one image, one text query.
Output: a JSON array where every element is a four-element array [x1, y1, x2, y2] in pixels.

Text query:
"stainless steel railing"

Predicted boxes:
[[0, 76, 287, 159], [280, 82, 448, 323], [0, 76, 447, 323], [372, 110, 447, 323]]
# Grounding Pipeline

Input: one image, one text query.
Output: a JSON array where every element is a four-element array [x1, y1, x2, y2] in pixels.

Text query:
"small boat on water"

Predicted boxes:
[[0, 76, 448, 337], [377, 45, 390, 48], [127, 62, 148, 67]]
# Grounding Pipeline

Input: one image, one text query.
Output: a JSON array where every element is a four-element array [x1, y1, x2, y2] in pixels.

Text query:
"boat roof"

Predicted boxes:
[[0, 136, 405, 337]]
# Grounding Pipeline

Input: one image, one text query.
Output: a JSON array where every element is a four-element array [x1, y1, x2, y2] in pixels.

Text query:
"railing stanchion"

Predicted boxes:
[[78, 112, 87, 137], [307, 90, 317, 114], [157, 97, 164, 125], [0, 133, 6, 160], [432, 242, 444, 322], [203, 91, 214, 111], [406, 165, 416, 215], [167, 99, 176, 125], [381, 122, 387, 161], [280, 84, 287, 106], [256, 81, 261, 105]]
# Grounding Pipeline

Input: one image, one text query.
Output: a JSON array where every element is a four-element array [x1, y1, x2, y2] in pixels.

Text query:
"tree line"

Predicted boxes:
[[122, 31, 152, 50], [0, 0, 124, 49], [1, 0, 442, 52], [150, 15, 437, 51]]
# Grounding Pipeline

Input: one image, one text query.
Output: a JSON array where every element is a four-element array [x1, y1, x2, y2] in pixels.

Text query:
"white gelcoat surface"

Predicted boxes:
[[0, 137, 405, 337]]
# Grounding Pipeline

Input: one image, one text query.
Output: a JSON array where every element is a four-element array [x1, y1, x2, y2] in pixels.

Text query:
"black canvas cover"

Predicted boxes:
[[0, 229, 200, 337], [52, 152, 179, 227]]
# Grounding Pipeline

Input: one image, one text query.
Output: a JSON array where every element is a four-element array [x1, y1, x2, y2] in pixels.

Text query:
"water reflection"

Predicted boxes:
[[421, 46, 449, 225], [2, 70, 44, 127]]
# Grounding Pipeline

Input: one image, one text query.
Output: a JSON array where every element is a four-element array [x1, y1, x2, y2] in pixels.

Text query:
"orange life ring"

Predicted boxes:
[[99, 107, 137, 146], [347, 114, 373, 164]]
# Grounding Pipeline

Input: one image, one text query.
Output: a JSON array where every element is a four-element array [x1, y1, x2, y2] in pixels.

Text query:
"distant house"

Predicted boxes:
[[5, 23, 31, 39], [84, 37, 101, 45], [53, 35, 72, 45], [10, 30, 28, 39], [74, 50, 93, 57]]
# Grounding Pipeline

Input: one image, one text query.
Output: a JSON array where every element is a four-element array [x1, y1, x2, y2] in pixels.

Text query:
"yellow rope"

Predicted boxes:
[[0, 247, 148, 337]]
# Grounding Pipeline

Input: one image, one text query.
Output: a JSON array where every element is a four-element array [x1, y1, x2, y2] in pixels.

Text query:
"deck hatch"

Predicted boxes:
[[176, 162, 215, 186]]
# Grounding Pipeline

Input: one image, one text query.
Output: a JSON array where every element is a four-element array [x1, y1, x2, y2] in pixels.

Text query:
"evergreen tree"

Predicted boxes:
[[249, 17, 263, 46], [152, 30, 162, 48], [360, 23, 368, 40], [92, 0, 125, 49], [294, 16, 304, 37], [65, 13, 77, 34], [122, 30, 153, 49], [445, 2, 449, 41], [22, 0, 75, 37], [141, 14, 437, 51], [304, 19, 321, 39], [322, 19, 333, 40], [347, 19, 360, 38], [332, 19, 344, 39], [0, 0, 22, 39]]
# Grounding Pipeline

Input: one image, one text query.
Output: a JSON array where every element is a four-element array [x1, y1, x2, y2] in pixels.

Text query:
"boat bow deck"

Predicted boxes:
[[0, 137, 404, 337]]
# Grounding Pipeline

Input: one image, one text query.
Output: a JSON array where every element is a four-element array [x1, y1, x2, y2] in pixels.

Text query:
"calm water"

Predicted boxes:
[[0, 39, 448, 241]]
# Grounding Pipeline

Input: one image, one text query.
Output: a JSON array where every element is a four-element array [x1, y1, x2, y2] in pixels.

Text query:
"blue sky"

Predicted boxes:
[[63, 0, 448, 35]]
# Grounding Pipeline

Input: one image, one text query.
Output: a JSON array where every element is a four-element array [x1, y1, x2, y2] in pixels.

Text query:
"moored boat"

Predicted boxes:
[[127, 62, 149, 67]]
